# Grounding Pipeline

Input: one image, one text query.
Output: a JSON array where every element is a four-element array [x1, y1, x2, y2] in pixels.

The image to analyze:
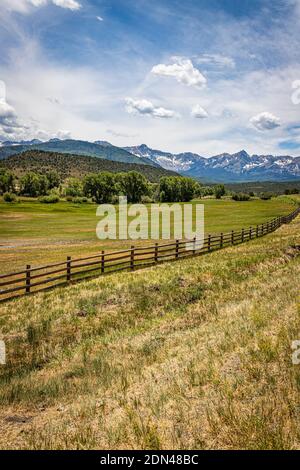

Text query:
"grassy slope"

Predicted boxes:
[[0, 214, 300, 449], [0, 150, 176, 181], [0, 197, 296, 274]]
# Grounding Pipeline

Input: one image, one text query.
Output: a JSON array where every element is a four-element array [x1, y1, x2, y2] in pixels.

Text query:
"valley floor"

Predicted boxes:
[[0, 196, 296, 274], [0, 214, 299, 449]]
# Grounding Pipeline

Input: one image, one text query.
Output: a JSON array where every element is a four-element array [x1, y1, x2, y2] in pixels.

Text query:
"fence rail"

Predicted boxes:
[[1, 207, 299, 302]]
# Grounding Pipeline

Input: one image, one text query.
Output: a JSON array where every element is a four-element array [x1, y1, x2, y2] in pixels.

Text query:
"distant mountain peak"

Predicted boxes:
[[125, 144, 300, 182]]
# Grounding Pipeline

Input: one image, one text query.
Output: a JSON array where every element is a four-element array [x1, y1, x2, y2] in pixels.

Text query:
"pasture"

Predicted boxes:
[[0, 212, 299, 449], [0, 196, 297, 274]]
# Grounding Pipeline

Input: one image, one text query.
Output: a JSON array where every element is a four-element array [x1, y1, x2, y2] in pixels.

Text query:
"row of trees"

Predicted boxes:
[[3, 167, 291, 204], [0, 169, 61, 197], [0, 169, 204, 203]]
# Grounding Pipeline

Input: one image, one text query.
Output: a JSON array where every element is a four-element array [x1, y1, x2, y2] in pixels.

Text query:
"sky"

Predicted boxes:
[[0, 0, 300, 156]]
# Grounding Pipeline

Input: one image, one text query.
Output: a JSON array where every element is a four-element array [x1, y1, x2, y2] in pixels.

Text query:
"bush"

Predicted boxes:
[[140, 195, 153, 204], [3, 192, 17, 203], [39, 194, 60, 204], [71, 196, 89, 204], [66, 195, 73, 202], [232, 192, 250, 201], [260, 192, 272, 200]]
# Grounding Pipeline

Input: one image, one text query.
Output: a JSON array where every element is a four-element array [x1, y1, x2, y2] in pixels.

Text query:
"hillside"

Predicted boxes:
[[226, 180, 300, 195], [0, 139, 157, 167], [0, 150, 179, 183], [0, 213, 299, 449]]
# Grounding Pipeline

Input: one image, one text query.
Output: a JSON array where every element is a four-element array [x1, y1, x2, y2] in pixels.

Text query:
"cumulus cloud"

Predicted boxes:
[[196, 54, 235, 69], [125, 98, 176, 119], [0, 0, 81, 13], [191, 104, 209, 119], [250, 112, 281, 131], [0, 80, 20, 129], [151, 57, 206, 88]]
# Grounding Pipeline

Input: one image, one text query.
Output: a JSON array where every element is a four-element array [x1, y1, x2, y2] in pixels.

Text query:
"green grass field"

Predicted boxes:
[[0, 196, 297, 274], [0, 211, 299, 449]]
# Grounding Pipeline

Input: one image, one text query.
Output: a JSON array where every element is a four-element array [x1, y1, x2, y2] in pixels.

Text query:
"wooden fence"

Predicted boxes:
[[1, 206, 299, 302]]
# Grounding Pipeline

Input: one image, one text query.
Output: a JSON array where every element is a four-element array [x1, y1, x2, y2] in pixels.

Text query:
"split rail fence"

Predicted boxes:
[[1, 206, 299, 302]]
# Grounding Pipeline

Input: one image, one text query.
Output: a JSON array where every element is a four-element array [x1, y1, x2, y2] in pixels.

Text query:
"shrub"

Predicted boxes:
[[260, 192, 272, 200], [71, 196, 88, 204], [140, 195, 153, 204], [232, 193, 250, 201], [72, 197, 82, 204], [3, 192, 17, 203], [39, 194, 60, 204]]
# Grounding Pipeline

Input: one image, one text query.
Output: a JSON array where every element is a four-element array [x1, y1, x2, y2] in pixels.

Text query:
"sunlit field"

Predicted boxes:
[[0, 211, 299, 449], [0, 196, 297, 274]]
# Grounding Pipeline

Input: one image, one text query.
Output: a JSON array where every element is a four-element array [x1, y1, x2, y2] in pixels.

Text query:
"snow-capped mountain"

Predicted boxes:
[[124, 145, 300, 182], [124, 144, 206, 172]]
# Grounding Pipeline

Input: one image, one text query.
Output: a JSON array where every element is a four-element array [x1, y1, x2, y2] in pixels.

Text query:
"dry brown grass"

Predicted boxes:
[[0, 216, 300, 449]]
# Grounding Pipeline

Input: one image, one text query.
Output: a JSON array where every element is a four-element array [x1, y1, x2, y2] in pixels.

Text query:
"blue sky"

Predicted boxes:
[[0, 0, 300, 156]]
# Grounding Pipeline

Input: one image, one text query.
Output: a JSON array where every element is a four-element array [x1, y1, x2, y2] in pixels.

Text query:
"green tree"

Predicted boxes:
[[83, 172, 117, 204], [65, 178, 83, 197], [159, 176, 197, 202], [117, 171, 149, 203], [20, 172, 49, 197], [46, 171, 61, 190], [214, 184, 226, 199], [0, 170, 15, 194]]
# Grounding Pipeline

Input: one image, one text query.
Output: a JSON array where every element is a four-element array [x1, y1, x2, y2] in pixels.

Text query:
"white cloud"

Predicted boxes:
[[191, 104, 209, 119], [96, 16, 104, 22], [0, 80, 73, 142], [196, 54, 235, 68], [250, 112, 281, 131], [0, 80, 20, 129], [125, 98, 176, 119], [151, 57, 207, 88], [52, 0, 81, 10], [0, 0, 81, 13]]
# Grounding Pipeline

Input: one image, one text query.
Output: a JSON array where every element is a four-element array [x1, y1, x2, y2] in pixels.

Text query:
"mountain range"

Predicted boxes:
[[125, 145, 300, 182], [0, 139, 157, 167], [0, 138, 299, 182]]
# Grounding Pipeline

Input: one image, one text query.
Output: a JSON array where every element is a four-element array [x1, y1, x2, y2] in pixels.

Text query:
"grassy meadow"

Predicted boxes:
[[0, 210, 299, 449], [0, 196, 297, 274]]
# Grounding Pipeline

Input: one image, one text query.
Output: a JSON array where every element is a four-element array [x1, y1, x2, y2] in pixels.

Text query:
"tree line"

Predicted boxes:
[[2, 168, 289, 204], [0, 169, 207, 203]]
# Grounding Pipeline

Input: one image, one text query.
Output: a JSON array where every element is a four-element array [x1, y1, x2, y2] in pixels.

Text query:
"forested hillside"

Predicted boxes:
[[0, 150, 179, 183]]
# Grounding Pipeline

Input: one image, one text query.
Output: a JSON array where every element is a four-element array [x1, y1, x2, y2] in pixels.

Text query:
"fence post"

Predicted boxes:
[[101, 250, 105, 273], [256, 225, 259, 238], [26, 265, 31, 294], [249, 227, 252, 240], [208, 234, 211, 251], [231, 230, 234, 245], [131, 246, 135, 270], [193, 236, 196, 255], [220, 233, 223, 249], [175, 239, 179, 259], [67, 256, 71, 281], [155, 243, 158, 263], [241, 228, 244, 243]]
